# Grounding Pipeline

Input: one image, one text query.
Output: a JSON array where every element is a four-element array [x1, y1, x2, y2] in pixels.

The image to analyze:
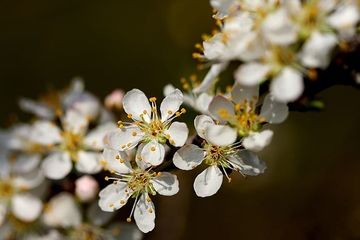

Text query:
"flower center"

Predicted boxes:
[[124, 168, 156, 198], [202, 141, 236, 169], [60, 130, 85, 159], [0, 180, 14, 198]]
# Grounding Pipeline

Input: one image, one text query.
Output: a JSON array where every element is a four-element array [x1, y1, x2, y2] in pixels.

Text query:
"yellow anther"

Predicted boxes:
[[165, 134, 170, 139], [135, 121, 140, 126], [143, 110, 147, 114], [191, 165, 196, 169], [189, 74, 197, 82], [149, 97, 157, 102], [157, 172, 162, 177], [202, 129, 206, 134], [127, 113, 133, 118], [119, 124, 124, 129], [228, 178, 232, 183], [113, 181, 118, 185], [47, 144, 54, 150], [150, 146, 156, 151], [132, 132, 137, 136], [120, 200, 125, 204], [110, 170, 115, 174], [183, 83, 190, 90], [120, 158, 125, 163], [56, 108, 63, 117], [115, 155, 120, 159], [167, 110, 173, 115], [100, 159, 106, 166], [137, 156, 142, 161], [260, 117, 266, 123], [109, 203, 114, 207], [170, 140, 175, 145], [146, 197, 151, 202], [152, 107, 156, 113], [308, 68, 318, 80], [117, 120, 122, 125], [149, 208, 153, 213], [175, 112, 181, 117], [181, 108, 186, 113], [127, 142, 131, 147], [235, 103, 241, 111], [180, 77, 186, 83], [126, 218, 132, 223], [121, 145, 126, 149]]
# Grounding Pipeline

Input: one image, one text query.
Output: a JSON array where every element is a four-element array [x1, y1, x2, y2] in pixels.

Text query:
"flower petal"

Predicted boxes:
[[195, 93, 213, 114], [270, 67, 304, 103], [13, 167, 45, 189], [41, 151, 72, 180], [234, 62, 270, 86], [160, 89, 183, 122], [84, 121, 117, 150], [228, 150, 267, 176], [0, 201, 8, 226], [173, 144, 205, 170], [151, 172, 179, 196], [208, 95, 235, 122], [11, 153, 41, 174], [135, 143, 152, 170], [193, 62, 228, 93], [62, 109, 89, 134], [193, 166, 223, 197], [18, 98, 55, 120], [206, 124, 238, 146], [231, 83, 259, 106], [259, 93, 289, 124], [103, 146, 132, 174], [11, 193, 43, 222], [29, 120, 62, 145], [242, 129, 273, 152], [134, 193, 155, 233], [164, 122, 188, 147], [41, 192, 82, 228], [140, 141, 165, 166], [75, 151, 103, 174], [123, 89, 151, 122], [194, 115, 216, 139], [98, 182, 132, 212], [107, 127, 144, 151]]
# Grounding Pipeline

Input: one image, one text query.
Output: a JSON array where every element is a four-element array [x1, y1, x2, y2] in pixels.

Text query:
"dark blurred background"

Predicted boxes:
[[1, 1, 360, 240]]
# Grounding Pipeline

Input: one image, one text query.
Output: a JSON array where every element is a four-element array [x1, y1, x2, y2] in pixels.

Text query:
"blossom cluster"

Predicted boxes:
[[0, 0, 359, 238]]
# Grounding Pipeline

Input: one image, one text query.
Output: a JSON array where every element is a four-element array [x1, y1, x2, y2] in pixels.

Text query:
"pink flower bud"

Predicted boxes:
[[75, 175, 99, 202], [105, 89, 125, 110]]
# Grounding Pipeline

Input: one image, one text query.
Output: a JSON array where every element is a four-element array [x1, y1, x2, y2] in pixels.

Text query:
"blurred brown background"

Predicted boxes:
[[1, 1, 360, 240]]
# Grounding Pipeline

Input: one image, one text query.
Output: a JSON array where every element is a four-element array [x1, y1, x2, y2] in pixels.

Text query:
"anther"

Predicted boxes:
[[150, 146, 156, 151]]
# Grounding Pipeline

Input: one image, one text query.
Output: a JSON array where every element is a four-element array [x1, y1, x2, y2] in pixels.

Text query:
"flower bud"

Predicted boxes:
[[75, 175, 99, 202]]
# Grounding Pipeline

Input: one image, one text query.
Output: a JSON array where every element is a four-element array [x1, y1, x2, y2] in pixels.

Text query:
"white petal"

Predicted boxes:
[[41, 151, 72, 180], [135, 143, 152, 170], [160, 89, 183, 122], [84, 121, 117, 150], [18, 98, 55, 120], [123, 89, 151, 122], [173, 144, 205, 170], [299, 31, 338, 69], [195, 93, 213, 114], [103, 146, 133, 174], [11, 153, 41, 174], [231, 83, 259, 106], [163, 84, 176, 96], [270, 67, 304, 103], [11, 193, 43, 222], [98, 182, 132, 212], [29, 120, 62, 145], [228, 150, 267, 176], [262, 7, 298, 45], [13, 167, 45, 189], [194, 114, 216, 139], [206, 125, 238, 146], [75, 151, 102, 174], [107, 127, 144, 151], [164, 122, 188, 147], [42, 192, 82, 228], [208, 95, 235, 122], [134, 193, 155, 233], [327, 4, 360, 40], [62, 109, 89, 134], [151, 172, 179, 196], [193, 62, 228, 93], [242, 130, 273, 152], [140, 141, 165, 166], [234, 62, 270, 86], [71, 97, 101, 121], [0, 201, 7, 226], [259, 93, 289, 124], [193, 166, 223, 197]]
